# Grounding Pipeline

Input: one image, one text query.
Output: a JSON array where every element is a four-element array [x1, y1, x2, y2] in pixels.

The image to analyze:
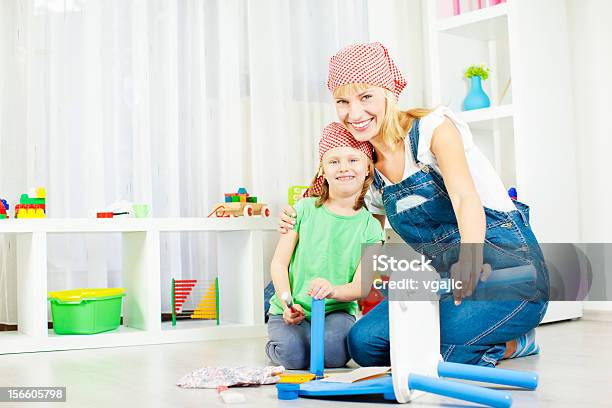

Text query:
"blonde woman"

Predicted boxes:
[[279, 42, 547, 367]]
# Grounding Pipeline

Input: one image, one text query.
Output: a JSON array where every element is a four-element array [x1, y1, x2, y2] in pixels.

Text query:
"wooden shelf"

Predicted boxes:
[[437, 3, 508, 40]]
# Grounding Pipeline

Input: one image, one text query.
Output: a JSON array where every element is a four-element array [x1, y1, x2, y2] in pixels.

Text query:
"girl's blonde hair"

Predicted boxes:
[[333, 83, 431, 149], [309, 160, 375, 211]]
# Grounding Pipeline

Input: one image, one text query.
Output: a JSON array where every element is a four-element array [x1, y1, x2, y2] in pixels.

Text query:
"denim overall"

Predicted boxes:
[[347, 119, 549, 367]]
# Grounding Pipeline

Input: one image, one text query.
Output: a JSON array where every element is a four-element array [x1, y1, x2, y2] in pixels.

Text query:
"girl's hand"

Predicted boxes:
[[283, 304, 305, 325], [308, 278, 336, 300], [450, 244, 492, 305], [278, 205, 296, 234]]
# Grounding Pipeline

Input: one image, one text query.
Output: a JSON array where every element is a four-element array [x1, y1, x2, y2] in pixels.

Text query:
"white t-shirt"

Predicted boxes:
[[365, 106, 515, 215]]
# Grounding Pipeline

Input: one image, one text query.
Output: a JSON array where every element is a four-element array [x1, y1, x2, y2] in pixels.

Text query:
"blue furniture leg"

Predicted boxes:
[[310, 298, 325, 378], [409, 374, 513, 408], [439, 361, 539, 390]]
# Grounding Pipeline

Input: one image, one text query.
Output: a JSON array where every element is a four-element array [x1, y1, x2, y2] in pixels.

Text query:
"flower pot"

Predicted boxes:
[[463, 76, 491, 111]]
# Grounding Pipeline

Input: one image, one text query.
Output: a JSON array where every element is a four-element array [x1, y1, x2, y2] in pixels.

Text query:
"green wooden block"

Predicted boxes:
[[247, 197, 257, 203], [0, 214, 7, 219], [20, 194, 45, 205], [231, 196, 240, 202]]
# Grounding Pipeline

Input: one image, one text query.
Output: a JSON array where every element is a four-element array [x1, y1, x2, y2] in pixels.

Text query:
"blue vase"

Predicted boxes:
[[463, 76, 490, 111]]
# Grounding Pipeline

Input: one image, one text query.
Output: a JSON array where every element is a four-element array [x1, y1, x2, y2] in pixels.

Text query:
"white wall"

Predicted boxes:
[[367, 0, 426, 109], [567, 0, 612, 311]]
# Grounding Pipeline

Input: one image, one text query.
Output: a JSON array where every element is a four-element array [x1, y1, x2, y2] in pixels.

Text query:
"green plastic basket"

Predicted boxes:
[[48, 288, 126, 335]]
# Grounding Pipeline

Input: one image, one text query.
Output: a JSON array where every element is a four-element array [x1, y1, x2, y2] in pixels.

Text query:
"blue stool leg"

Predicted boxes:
[[310, 298, 325, 378], [438, 361, 539, 390], [409, 374, 513, 408]]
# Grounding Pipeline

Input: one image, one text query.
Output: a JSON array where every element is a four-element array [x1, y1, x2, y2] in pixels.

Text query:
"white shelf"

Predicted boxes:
[[0, 217, 272, 354], [425, 0, 583, 323], [457, 104, 514, 131], [0, 217, 278, 233], [437, 3, 508, 40]]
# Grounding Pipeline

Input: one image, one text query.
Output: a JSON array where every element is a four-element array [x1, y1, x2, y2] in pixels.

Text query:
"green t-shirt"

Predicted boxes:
[[269, 197, 384, 320]]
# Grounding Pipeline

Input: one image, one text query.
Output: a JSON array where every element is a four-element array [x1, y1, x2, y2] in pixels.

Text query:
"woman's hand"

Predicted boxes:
[[450, 244, 492, 305], [278, 205, 296, 234], [308, 278, 336, 300], [282, 303, 305, 325]]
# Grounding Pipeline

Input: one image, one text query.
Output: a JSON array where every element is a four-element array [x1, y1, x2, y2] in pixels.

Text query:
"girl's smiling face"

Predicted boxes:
[[321, 146, 370, 196], [334, 86, 387, 142]]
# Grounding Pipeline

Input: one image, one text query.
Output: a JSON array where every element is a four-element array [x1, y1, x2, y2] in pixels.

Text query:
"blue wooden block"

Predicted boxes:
[[310, 298, 325, 378]]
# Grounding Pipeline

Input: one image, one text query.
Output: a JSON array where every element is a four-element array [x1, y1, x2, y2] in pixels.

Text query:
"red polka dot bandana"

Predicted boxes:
[[305, 122, 373, 197], [327, 42, 407, 99]]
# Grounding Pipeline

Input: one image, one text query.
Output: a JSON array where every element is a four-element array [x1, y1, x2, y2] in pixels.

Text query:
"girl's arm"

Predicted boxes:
[[310, 262, 367, 302], [270, 229, 300, 308]]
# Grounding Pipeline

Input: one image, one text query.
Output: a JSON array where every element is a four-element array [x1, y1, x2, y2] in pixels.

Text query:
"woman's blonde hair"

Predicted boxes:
[[333, 83, 431, 149], [309, 159, 375, 211]]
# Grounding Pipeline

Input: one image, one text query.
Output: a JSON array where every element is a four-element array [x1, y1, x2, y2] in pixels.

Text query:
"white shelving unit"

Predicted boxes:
[[0, 217, 276, 354], [422, 0, 582, 322]]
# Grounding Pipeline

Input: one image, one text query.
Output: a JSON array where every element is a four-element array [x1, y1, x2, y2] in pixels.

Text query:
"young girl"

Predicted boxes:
[[280, 42, 548, 368], [266, 122, 384, 369]]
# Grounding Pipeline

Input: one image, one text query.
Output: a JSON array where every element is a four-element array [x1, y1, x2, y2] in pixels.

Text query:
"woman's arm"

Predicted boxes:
[[431, 117, 485, 243], [431, 117, 488, 302]]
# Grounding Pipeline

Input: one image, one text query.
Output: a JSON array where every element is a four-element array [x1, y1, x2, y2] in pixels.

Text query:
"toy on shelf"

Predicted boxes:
[[287, 185, 309, 206], [96, 211, 130, 219], [93, 200, 143, 219], [208, 187, 270, 218], [14, 187, 46, 219], [48, 288, 126, 335], [0, 199, 9, 219], [172, 277, 219, 326], [278, 268, 540, 407], [508, 187, 518, 201]]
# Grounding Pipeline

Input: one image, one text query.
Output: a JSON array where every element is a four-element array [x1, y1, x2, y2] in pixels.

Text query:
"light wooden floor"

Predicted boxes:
[[1, 311, 611, 408]]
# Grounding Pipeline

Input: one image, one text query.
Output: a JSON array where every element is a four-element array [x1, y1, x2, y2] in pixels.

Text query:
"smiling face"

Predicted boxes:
[[334, 85, 387, 142], [321, 146, 370, 198]]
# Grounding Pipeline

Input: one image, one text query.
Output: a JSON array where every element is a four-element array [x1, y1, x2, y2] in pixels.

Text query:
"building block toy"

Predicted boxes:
[[288, 185, 309, 206], [277, 267, 540, 407], [359, 285, 385, 315], [278, 373, 316, 384], [0, 199, 9, 219], [209, 188, 270, 218], [15, 187, 46, 218], [171, 278, 219, 326], [310, 298, 325, 378]]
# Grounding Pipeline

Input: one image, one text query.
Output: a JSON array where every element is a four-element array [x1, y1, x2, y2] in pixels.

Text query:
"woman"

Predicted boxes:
[[280, 42, 548, 367]]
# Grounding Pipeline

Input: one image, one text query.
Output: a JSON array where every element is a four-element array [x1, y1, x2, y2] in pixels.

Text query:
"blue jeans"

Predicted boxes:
[[265, 312, 355, 369], [347, 298, 548, 367]]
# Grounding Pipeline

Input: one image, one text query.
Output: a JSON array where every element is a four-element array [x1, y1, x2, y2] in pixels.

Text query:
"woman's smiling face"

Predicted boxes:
[[334, 85, 387, 142]]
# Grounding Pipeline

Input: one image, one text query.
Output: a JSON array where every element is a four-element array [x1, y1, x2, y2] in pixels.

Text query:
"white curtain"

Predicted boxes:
[[0, 0, 370, 323]]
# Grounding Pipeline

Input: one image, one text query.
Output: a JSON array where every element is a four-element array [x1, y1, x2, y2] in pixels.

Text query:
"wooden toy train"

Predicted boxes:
[[208, 187, 270, 218]]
